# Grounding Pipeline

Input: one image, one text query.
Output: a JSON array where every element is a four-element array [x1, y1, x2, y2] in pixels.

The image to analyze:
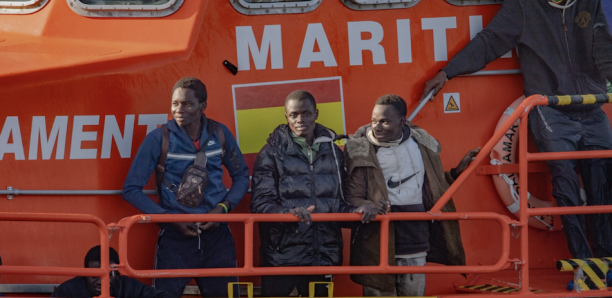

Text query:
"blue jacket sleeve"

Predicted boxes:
[[219, 124, 250, 210], [443, 0, 524, 79], [122, 129, 168, 214]]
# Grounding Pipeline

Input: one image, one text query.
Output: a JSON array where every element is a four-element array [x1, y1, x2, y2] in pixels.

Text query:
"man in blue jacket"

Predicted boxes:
[[51, 246, 171, 298], [422, 0, 612, 263], [123, 77, 249, 297]]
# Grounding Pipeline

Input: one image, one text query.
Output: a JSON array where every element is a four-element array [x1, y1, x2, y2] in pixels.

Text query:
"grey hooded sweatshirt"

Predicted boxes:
[[443, 0, 612, 112]]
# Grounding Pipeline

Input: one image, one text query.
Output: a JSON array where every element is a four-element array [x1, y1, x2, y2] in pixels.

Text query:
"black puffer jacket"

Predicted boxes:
[[251, 124, 354, 267]]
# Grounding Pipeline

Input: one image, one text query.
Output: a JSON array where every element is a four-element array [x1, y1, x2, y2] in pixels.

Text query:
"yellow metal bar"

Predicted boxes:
[[581, 94, 597, 104], [557, 95, 572, 105], [309, 281, 334, 298], [228, 282, 253, 298]]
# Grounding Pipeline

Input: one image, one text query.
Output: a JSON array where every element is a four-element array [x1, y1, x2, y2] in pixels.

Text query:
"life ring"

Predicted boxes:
[[490, 96, 555, 231]]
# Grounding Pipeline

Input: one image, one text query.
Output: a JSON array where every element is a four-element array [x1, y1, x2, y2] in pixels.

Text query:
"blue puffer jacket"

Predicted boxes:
[[122, 114, 249, 215]]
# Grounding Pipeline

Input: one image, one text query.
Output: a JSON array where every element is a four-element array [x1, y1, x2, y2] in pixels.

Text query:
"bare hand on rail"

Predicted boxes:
[[171, 222, 201, 237], [421, 71, 448, 101], [374, 200, 391, 214], [289, 205, 315, 224], [455, 147, 482, 176], [353, 204, 378, 223], [195, 201, 229, 232]]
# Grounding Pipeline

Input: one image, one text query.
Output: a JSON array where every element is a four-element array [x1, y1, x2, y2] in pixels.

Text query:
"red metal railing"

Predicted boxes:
[[0, 212, 112, 298], [111, 213, 513, 279], [4, 94, 612, 298], [431, 94, 612, 297]]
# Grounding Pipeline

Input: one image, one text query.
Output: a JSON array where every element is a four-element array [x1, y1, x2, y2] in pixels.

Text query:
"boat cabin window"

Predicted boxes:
[[67, 0, 183, 17], [230, 0, 321, 15], [0, 0, 48, 14], [445, 0, 502, 5], [343, 0, 419, 10], [79, 0, 170, 4]]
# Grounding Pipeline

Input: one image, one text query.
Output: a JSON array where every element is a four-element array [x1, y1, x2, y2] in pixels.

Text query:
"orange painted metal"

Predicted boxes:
[[0, 0, 610, 295], [0, 212, 112, 298], [113, 212, 513, 278]]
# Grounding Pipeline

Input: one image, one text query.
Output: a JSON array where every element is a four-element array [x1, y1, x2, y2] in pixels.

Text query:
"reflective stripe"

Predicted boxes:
[[167, 149, 223, 160]]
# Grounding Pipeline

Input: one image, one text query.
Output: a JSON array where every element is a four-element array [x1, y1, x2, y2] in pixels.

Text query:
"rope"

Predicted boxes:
[[490, 159, 554, 231]]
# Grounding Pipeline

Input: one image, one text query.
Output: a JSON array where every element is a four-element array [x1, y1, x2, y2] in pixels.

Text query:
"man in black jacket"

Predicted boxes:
[[51, 246, 170, 298], [422, 0, 612, 261], [251, 90, 377, 297]]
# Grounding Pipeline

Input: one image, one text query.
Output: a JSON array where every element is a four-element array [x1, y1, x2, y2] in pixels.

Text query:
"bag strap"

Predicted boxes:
[[155, 126, 170, 196], [157, 118, 227, 194], [207, 119, 227, 159]]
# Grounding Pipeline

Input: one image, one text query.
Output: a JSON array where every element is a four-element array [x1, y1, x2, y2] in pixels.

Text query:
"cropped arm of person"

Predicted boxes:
[[122, 130, 168, 215], [593, 1, 612, 82], [447, 147, 481, 185], [219, 124, 250, 210], [345, 166, 389, 222], [122, 276, 172, 298], [332, 146, 378, 223], [251, 145, 291, 214], [420, 0, 524, 100]]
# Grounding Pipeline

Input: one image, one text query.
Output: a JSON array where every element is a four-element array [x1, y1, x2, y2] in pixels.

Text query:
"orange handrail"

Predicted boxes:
[[4, 94, 612, 298], [0, 212, 112, 298], [112, 212, 513, 279]]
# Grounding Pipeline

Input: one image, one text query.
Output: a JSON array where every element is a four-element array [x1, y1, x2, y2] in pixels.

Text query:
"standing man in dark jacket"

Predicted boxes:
[[422, 0, 612, 260], [51, 246, 171, 298], [345, 95, 478, 296], [251, 90, 376, 297], [122, 77, 249, 297]]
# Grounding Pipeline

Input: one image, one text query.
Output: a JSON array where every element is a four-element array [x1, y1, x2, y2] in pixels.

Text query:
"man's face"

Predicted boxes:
[[85, 261, 119, 297], [285, 98, 319, 139], [371, 104, 405, 142], [171, 88, 206, 128]]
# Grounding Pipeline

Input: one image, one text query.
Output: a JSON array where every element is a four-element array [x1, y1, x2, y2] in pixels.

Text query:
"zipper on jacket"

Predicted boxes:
[[561, 10, 582, 94]]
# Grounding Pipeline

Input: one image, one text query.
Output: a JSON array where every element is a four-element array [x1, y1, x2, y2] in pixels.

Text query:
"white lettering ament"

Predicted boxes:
[[0, 114, 169, 161]]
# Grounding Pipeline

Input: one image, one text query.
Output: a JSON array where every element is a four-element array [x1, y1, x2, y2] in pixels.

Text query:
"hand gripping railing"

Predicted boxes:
[[112, 212, 513, 279], [430, 93, 612, 297], [0, 212, 112, 298]]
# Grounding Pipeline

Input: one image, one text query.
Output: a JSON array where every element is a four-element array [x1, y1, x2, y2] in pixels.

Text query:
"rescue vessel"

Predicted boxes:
[[1, 0, 612, 297]]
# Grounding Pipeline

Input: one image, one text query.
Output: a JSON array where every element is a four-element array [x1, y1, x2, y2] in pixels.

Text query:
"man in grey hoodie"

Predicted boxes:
[[422, 0, 612, 261]]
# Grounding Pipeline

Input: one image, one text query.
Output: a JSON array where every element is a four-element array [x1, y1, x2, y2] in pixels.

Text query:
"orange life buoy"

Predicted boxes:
[[490, 96, 555, 231]]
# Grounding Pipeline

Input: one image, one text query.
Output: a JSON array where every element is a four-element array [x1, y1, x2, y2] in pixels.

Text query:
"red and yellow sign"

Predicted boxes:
[[232, 77, 346, 156]]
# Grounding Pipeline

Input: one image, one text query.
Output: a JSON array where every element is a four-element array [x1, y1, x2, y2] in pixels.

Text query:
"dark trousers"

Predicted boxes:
[[260, 275, 331, 297], [153, 223, 239, 297], [529, 106, 612, 258]]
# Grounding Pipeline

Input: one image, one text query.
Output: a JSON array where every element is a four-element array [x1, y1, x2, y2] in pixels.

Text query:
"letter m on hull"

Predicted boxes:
[[236, 25, 283, 70]]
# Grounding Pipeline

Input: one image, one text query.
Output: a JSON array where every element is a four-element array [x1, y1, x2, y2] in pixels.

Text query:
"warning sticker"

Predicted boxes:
[[443, 93, 460, 113]]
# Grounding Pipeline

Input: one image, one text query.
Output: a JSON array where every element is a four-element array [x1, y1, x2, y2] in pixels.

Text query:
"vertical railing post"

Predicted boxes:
[[379, 218, 390, 268], [99, 220, 111, 298], [518, 108, 531, 294], [244, 219, 254, 270]]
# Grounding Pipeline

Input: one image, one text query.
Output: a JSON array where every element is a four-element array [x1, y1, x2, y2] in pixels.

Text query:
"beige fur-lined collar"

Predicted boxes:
[[347, 124, 441, 157]]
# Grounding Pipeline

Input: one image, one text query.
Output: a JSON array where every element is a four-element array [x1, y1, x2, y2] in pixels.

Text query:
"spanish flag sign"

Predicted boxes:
[[232, 77, 346, 169]]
